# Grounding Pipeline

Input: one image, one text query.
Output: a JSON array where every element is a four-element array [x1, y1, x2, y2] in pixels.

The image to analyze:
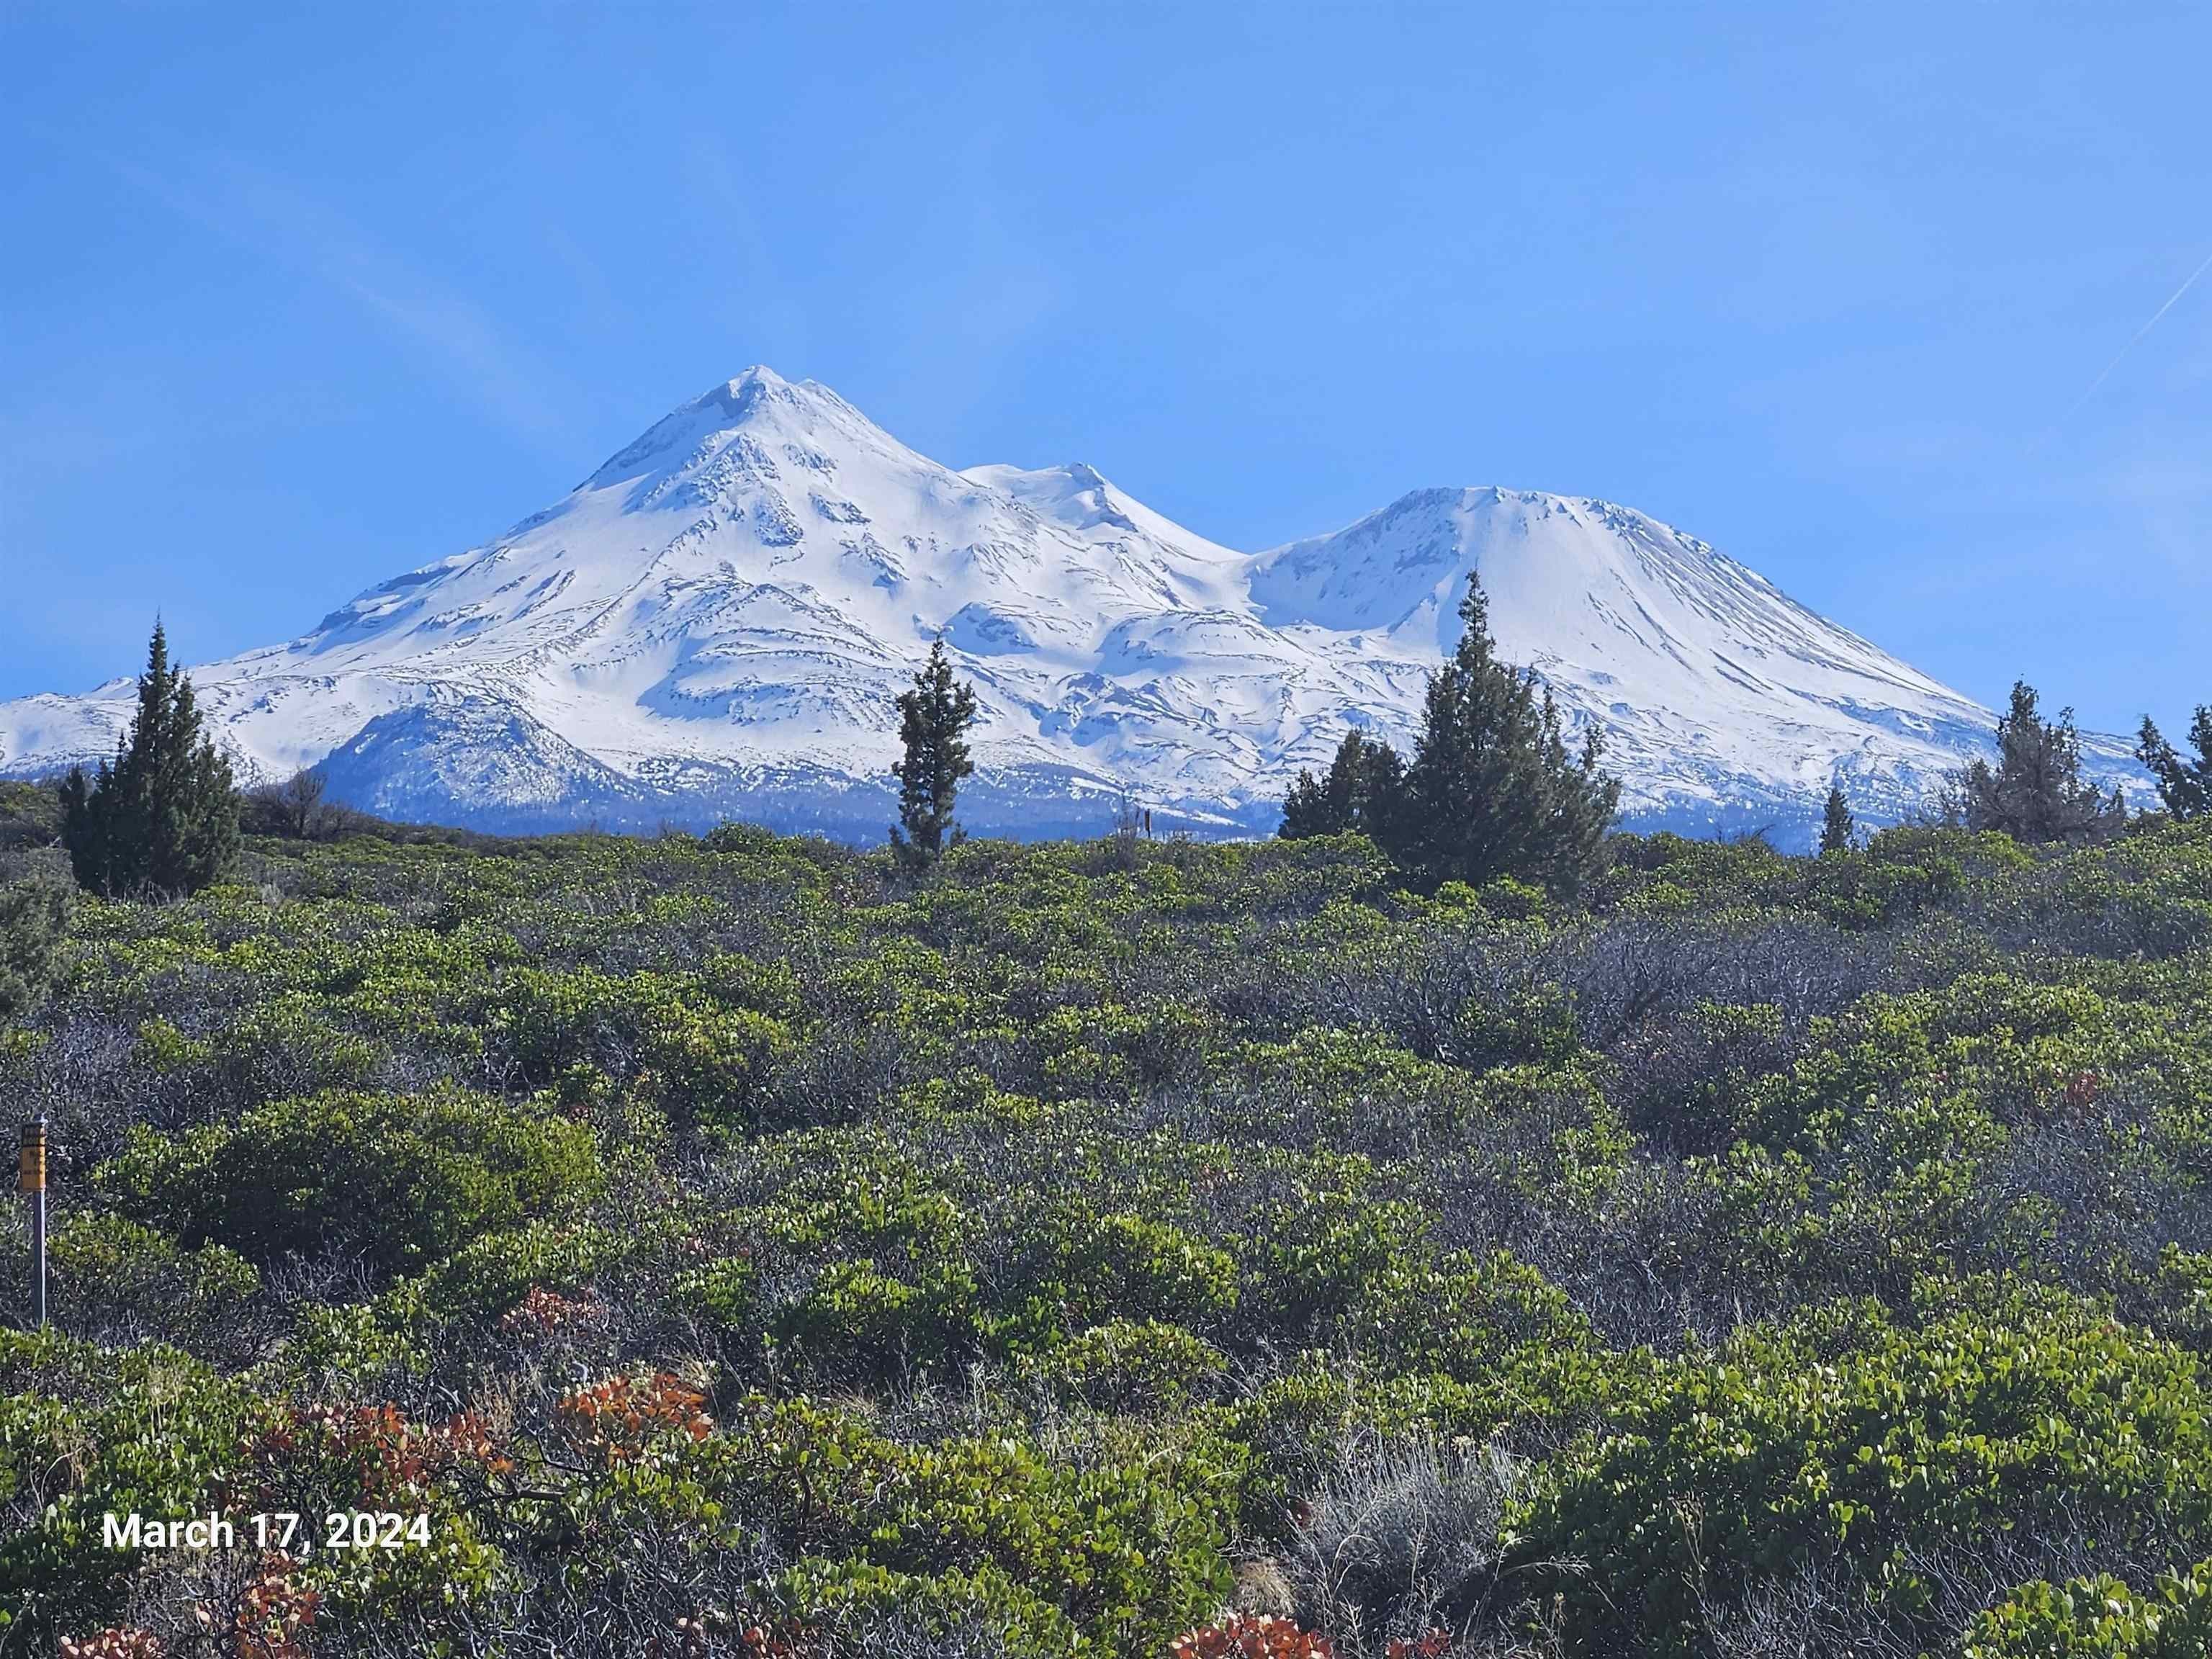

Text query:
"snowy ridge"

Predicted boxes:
[[0, 368, 2146, 845]]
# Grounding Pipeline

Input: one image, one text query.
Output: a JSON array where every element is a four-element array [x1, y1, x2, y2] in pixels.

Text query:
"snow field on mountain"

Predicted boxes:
[[0, 367, 2147, 842]]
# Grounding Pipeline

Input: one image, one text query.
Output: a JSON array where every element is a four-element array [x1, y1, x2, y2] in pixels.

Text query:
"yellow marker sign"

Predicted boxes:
[[17, 1121, 44, 1195]]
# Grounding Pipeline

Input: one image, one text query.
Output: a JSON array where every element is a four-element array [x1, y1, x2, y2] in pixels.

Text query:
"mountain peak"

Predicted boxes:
[[723, 363, 789, 394], [0, 369, 2149, 846], [694, 363, 825, 427], [583, 367, 867, 493]]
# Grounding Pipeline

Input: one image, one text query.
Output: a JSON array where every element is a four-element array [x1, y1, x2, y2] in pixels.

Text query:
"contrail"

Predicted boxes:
[[2066, 242, 2212, 419]]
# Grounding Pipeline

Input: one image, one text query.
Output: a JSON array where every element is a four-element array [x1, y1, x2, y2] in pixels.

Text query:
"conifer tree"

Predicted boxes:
[[1948, 680, 2121, 845], [59, 622, 240, 896], [1390, 572, 1619, 898], [890, 636, 979, 866], [2137, 706, 2212, 821], [1819, 783, 1855, 855], [1280, 729, 1406, 841]]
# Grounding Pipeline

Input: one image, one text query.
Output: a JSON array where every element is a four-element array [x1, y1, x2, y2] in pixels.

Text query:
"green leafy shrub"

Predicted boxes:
[[491, 966, 796, 1127], [1964, 1560, 2212, 1657], [46, 1214, 260, 1352], [1521, 1286, 2212, 1655], [403, 1215, 629, 1318], [97, 1087, 601, 1277], [775, 1257, 984, 1382], [0, 861, 73, 1024], [1007, 1210, 1241, 1347], [0, 1330, 259, 1644], [1027, 1318, 1228, 1412], [711, 1395, 1237, 1650]]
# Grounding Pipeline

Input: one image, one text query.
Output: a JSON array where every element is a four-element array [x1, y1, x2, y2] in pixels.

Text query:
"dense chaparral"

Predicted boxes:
[[3, 777, 2212, 1655]]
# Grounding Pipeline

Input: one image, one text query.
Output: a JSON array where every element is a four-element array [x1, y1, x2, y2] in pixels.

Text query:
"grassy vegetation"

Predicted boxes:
[[4, 812, 2212, 1655]]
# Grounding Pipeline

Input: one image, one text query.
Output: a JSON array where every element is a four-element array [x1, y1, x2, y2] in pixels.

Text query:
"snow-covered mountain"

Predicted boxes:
[[0, 367, 2145, 845]]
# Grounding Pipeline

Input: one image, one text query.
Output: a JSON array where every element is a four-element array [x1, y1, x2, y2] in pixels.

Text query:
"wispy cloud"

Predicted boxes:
[[100, 145, 582, 454]]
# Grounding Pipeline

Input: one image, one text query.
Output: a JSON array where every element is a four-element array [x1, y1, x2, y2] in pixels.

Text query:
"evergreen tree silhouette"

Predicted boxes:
[[1281, 728, 1406, 841], [60, 622, 239, 895], [1948, 680, 2120, 845], [890, 636, 979, 866], [1820, 783, 1855, 855], [2137, 706, 2212, 820], [1390, 572, 1619, 897]]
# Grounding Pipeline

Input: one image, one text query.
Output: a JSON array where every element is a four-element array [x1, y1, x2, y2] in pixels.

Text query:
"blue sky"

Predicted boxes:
[[3, 1, 2208, 737]]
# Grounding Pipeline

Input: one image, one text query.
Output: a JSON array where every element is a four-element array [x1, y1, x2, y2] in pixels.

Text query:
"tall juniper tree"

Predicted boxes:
[[59, 622, 240, 896], [1947, 680, 2122, 845], [1388, 570, 1619, 898], [2137, 706, 2212, 821], [1819, 782, 1855, 855], [1280, 728, 1407, 842], [890, 636, 980, 866]]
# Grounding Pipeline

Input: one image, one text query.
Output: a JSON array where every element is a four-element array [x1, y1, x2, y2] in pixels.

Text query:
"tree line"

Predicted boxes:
[[1280, 574, 2212, 884], [4, 605, 2211, 945]]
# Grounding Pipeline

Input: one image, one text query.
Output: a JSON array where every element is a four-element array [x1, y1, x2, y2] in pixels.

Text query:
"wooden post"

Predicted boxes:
[[17, 1118, 45, 1328]]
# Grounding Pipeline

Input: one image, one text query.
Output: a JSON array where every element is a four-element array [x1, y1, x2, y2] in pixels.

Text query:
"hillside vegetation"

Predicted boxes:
[[4, 815, 2212, 1656]]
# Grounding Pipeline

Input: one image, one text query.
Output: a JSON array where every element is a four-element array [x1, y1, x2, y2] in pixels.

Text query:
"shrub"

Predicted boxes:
[[46, 1213, 260, 1352], [1278, 1431, 1516, 1652], [774, 1258, 983, 1383], [0, 1330, 258, 1643], [1964, 1560, 2212, 1657], [1014, 1210, 1241, 1342], [1519, 1287, 2212, 1655], [1026, 1319, 1228, 1412], [96, 1088, 602, 1278], [1213, 1028, 1480, 1154], [491, 967, 795, 1128], [0, 860, 73, 1024], [701, 1395, 1237, 1650], [404, 1215, 629, 1319]]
